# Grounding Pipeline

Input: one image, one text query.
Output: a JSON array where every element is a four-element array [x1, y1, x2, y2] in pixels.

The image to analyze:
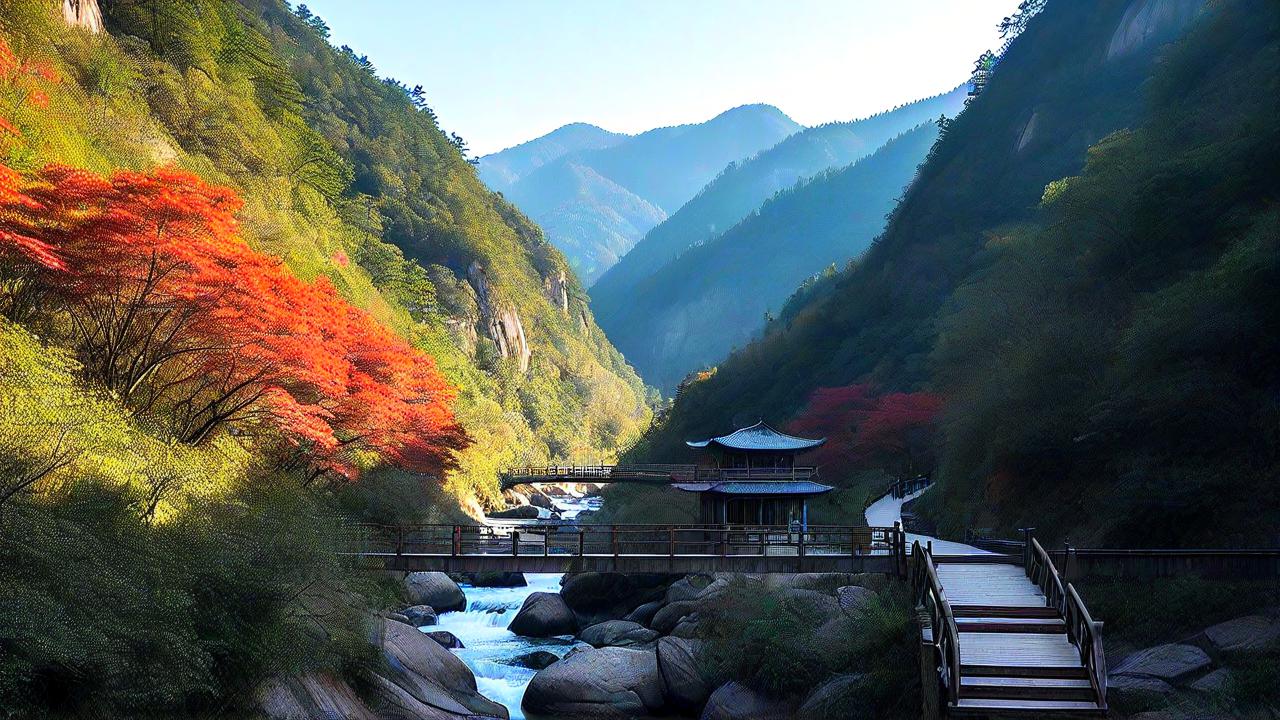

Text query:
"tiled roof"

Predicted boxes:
[[671, 481, 834, 495], [686, 421, 825, 452]]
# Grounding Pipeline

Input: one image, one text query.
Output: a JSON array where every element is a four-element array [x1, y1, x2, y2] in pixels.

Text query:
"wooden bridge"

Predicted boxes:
[[348, 522, 906, 574], [912, 536, 1107, 716], [497, 464, 819, 490]]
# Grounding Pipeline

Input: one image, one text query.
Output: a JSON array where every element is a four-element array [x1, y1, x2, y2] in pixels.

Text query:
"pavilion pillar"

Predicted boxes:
[[802, 500, 808, 533]]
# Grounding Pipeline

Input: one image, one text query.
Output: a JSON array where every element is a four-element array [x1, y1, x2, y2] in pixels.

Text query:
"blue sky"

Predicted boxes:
[[302, 0, 1023, 155]]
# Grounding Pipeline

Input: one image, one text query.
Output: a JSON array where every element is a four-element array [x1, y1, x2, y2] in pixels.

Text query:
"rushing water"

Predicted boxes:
[[426, 492, 603, 719]]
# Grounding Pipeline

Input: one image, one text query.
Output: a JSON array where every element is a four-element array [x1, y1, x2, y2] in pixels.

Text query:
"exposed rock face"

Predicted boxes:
[[62, 0, 103, 33], [779, 587, 840, 619], [1112, 643, 1212, 683], [468, 261, 531, 373], [665, 575, 713, 604], [578, 620, 659, 649], [509, 591, 578, 637], [402, 605, 438, 628], [1106, 0, 1204, 59], [657, 637, 709, 711], [522, 646, 664, 719], [405, 572, 467, 613], [700, 681, 796, 720], [461, 571, 528, 588], [545, 269, 570, 313]]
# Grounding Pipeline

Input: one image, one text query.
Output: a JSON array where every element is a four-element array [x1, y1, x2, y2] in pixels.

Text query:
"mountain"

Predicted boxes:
[[603, 122, 941, 392], [630, 0, 1276, 546], [0, 0, 652, 514], [479, 104, 802, 283], [590, 86, 968, 317], [477, 122, 626, 192]]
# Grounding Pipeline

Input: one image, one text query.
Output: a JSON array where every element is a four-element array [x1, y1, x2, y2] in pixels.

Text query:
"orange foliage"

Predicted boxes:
[[0, 162, 468, 479]]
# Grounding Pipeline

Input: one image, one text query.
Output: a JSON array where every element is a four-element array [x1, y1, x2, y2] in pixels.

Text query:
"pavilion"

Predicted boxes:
[[673, 421, 833, 530]]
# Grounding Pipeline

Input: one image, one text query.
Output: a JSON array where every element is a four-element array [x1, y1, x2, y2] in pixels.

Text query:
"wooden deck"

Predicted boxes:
[[913, 543, 1107, 717]]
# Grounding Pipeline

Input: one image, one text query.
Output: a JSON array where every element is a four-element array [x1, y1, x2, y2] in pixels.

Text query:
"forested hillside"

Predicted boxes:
[[478, 104, 800, 283], [630, 0, 1278, 546], [602, 122, 940, 392], [0, 1, 660, 710], [590, 86, 966, 321]]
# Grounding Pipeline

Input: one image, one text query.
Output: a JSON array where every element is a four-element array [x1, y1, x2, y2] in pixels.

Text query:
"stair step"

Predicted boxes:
[[961, 675, 1096, 701], [953, 604, 1059, 619], [963, 664, 1089, 680], [952, 697, 1104, 716], [957, 617, 1066, 633]]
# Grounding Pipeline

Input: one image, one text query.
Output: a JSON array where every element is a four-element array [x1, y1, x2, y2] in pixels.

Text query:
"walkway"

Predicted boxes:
[[864, 485, 990, 556], [914, 541, 1107, 716]]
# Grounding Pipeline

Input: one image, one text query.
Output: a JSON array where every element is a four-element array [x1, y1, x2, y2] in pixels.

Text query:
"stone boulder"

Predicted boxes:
[[401, 605, 438, 628], [560, 573, 673, 625], [424, 630, 465, 649], [509, 592, 578, 637], [624, 599, 664, 627], [256, 672, 378, 720], [1111, 643, 1212, 683], [1106, 672, 1177, 705], [780, 588, 840, 620], [405, 572, 466, 613], [514, 650, 561, 670], [651, 600, 697, 634], [579, 620, 659, 649], [489, 505, 541, 520], [670, 615, 701, 639], [1189, 667, 1231, 693], [380, 620, 508, 718], [458, 568, 527, 586], [522, 646, 664, 719], [836, 586, 878, 617], [700, 681, 796, 720], [796, 673, 865, 720], [666, 575, 713, 604], [657, 636, 708, 711], [1203, 614, 1280, 652]]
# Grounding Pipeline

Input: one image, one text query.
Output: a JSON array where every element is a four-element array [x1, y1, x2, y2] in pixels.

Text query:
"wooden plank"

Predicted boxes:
[[959, 632, 1084, 668]]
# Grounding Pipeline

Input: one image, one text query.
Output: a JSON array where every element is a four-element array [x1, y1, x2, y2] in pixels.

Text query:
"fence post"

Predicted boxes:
[[578, 529, 585, 557], [669, 527, 676, 557], [894, 521, 905, 577], [452, 525, 460, 556], [798, 528, 806, 558], [396, 525, 403, 557], [512, 530, 520, 557], [1022, 527, 1035, 569], [611, 526, 618, 558]]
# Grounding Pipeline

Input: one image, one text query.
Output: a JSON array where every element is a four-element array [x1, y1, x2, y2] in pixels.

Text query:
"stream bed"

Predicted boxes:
[[428, 492, 602, 718]]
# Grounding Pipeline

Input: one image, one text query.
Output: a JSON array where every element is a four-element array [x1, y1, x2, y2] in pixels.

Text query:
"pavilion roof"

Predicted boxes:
[[685, 421, 825, 452]]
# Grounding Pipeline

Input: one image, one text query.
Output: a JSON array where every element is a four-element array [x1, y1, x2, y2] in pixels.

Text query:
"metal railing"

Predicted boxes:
[[911, 540, 962, 707], [499, 464, 820, 486], [346, 522, 902, 559]]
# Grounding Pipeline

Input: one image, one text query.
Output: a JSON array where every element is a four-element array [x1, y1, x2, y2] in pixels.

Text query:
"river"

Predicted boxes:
[[428, 491, 602, 719]]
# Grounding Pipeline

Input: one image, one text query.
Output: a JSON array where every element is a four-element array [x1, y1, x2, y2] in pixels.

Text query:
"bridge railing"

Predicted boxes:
[[346, 523, 902, 559], [910, 540, 961, 707], [1028, 536, 1107, 712]]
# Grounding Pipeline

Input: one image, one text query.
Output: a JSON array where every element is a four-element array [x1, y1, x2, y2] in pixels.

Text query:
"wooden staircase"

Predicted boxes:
[[912, 542, 1107, 717]]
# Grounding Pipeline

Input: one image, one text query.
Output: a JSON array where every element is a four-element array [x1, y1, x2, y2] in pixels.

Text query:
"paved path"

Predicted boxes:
[[864, 486, 990, 555]]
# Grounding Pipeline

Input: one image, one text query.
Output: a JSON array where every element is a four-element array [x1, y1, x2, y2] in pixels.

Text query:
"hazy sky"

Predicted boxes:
[[302, 0, 1023, 155]]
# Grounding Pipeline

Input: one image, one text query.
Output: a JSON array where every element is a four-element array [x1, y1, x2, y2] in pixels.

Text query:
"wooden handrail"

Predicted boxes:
[[910, 540, 961, 706], [1025, 534, 1106, 711]]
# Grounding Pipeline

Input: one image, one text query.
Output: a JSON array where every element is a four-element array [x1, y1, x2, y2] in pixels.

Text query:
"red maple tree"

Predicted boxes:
[[789, 384, 942, 480], [0, 38, 468, 480]]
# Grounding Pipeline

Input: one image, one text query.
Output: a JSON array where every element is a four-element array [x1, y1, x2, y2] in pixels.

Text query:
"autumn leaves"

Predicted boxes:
[[0, 38, 467, 484]]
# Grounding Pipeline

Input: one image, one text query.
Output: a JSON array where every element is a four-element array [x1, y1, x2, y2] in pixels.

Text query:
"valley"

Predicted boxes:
[[2, 0, 1277, 719]]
